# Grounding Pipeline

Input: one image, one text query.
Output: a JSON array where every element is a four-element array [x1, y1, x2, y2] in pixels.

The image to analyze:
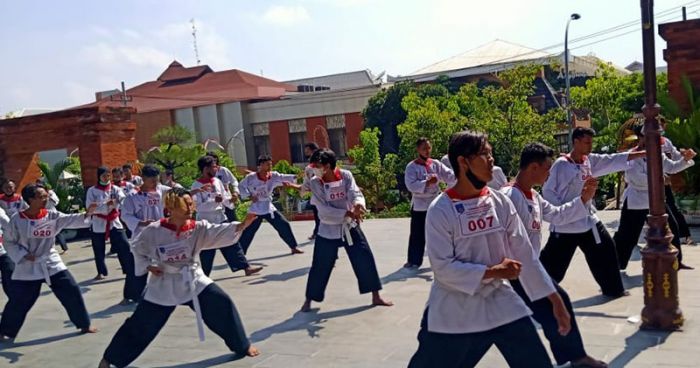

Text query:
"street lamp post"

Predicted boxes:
[[565, 13, 581, 149], [639, 0, 683, 331]]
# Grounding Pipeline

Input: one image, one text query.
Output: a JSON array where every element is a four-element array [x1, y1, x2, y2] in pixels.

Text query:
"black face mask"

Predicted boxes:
[[466, 169, 487, 189]]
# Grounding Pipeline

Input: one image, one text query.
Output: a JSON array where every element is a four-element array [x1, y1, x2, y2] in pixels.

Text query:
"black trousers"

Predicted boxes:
[[225, 207, 238, 223], [614, 200, 684, 270], [0, 253, 15, 297], [510, 279, 586, 365], [305, 227, 382, 302], [55, 232, 68, 251], [200, 244, 250, 276], [539, 222, 625, 297], [311, 205, 320, 237], [103, 283, 250, 368], [0, 270, 90, 338], [406, 209, 428, 267], [238, 211, 298, 254], [408, 312, 552, 368], [666, 185, 691, 238], [91, 229, 146, 300]]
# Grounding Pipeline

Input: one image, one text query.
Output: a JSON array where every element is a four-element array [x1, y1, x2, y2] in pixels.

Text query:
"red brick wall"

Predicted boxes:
[[344, 112, 364, 150], [305, 116, 328, 148], [660, 19, 700, 114], [268, 120, 292, 162], [134, 110, 173, 152]]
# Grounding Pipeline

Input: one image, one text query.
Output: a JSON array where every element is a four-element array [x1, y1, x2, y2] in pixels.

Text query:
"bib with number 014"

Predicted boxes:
[[29, 219, 57, 239], [157, 240, 192, 263], [453, 196, 502, 237], [324, 180, 347, 202]]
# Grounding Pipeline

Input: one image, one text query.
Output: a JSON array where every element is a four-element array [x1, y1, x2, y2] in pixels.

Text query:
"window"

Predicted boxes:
[[254, 135, 270, 159], [290, 132, 307, 163], [328, 128, 347, 158]]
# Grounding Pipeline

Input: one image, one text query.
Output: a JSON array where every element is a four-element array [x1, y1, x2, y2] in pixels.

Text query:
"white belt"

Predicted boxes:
[[342, 218, 357, 246], [587, 214, 602, 244], [38, 255, 52, 286], [477, 279, 503, 297], [162, 263, 206, 341]]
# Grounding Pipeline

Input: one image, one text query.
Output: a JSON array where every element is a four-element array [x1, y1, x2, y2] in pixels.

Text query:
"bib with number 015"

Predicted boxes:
[[29, 219, 57, 239], [525, 198, 542, 233], [157, 240, 192, 263], [324, 180, 346, 202], [453, 196, 502, 237]]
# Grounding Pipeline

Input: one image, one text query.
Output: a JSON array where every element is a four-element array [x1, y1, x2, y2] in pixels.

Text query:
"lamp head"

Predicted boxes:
[[571, 13, 581, 20]]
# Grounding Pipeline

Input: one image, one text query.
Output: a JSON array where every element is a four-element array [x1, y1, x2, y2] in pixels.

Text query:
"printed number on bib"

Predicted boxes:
[[324, 180, 346, 202], [158, 242, 190, 263], [254, 187, 269, 200], [454, 198, 502, 237], [147, 195, 160, 207], [29, 220, 57, 239]]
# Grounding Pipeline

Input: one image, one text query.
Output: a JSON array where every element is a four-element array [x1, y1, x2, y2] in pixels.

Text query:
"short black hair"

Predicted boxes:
[[122, 163, 133, 170], [416, 137, 430, 148], [519, 143, 555, 170], [141, 164, 160, 178], [304, 142, 319, 151], [309, 149, 322, 164], [111, 167, 123, 174], [315, 149, 337, 169], [572, 127, 596, 142], [1, 179, 16, 187], [448, 130, 488, 177], [168, 186, 191, 198], [22, 183, 45, 203], [205, 151, 220, 163], [257, 154, 273, 166], [164, 169, 175, 177], [197, 156, 216, 172], [97, 166, 110, 181]]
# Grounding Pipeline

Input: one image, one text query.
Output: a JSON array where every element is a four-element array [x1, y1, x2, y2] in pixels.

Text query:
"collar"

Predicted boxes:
[[0, 194, 21, 202], [196, 177, 214, 185], [445, 187, 489, 201], [320, 168, 343, 183], [113, 180, 128, 188], [414, 158, 433, 167], [159, 218, 196, 235], [257, 172, 272, 182], [95, 183, 112, 191], [562, 153, 588, 165], [20, 208, 49, 220], [512, 183, 534, 200]]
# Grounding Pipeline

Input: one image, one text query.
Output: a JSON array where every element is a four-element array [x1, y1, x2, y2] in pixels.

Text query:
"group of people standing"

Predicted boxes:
[[0, 121, 695, 367]]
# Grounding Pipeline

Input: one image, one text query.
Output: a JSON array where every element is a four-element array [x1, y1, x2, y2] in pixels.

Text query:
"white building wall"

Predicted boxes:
[[173, 108, 196, 136], [218, 102, 248, 167], [195, 105, 219, 142]]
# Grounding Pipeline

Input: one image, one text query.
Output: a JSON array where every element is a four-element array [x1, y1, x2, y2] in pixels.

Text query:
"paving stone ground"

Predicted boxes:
[[0, 211, 698, 368]]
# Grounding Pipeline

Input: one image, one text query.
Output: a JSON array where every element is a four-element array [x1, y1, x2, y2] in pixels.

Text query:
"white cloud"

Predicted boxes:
[[80, 42, 173, 70], [261, 5, 311, 26], [155, 20, 233, 69]]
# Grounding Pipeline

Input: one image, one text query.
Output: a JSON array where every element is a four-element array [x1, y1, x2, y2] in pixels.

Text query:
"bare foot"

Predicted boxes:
[[60, 249, 68, 255], [300, 299, 312, 312], [94, 274, 105, 281], [572, 355, 608, 368], [98, 358, 111, 368], [81, 326, 98, 334], [291, 248, 304, 254], [245, 266, 263, 276], [372, 292, 394, 307], [247, 346, 261, 357], [308, 234, 316, 240]]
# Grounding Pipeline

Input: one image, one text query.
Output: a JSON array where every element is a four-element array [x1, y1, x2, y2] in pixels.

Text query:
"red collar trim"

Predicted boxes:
[[196, 177, 214, 184], [112, 181, 128, 188], [445, 187, 489, 200], [160, 219, 196, 235], [414, 158, 433, 167], [257, 172, 272, 182], [562, 153, 588, 165], [512, 183, 534, 200], [95, 183, 112, 191], [0, 194, 21, 202], [320, 168, 343, 183], [661, 137, 667, 144], [20, 208, 48, 219]]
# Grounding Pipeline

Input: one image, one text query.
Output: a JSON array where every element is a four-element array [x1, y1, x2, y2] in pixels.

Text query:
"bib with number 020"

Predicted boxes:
[[29, 219, 57, 239], [157, 240, 192, 263], [452, 195, 502, 238], [324, 180, 347, 202]]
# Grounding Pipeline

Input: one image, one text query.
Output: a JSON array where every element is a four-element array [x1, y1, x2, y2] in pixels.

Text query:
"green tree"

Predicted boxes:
[[36, 158, 84, 212], [348, 128, 400, 211]]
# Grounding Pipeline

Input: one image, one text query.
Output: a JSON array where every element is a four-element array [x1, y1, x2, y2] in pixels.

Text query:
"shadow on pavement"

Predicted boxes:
[[250, 305, 374, 343], [608, 329, 672, 368], [153, 352, 245, 368], [381, 267, 432, 286]]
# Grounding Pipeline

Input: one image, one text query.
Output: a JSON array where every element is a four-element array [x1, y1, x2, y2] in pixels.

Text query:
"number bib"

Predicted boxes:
[[453, 196, 502, 238], [324, 180, 346, 202], [146, 192, 161, 207], [526, 199, 542, 233], [157, 240, 192, 263], [254, 186, 269, 201], [29, 219, 57, 239]]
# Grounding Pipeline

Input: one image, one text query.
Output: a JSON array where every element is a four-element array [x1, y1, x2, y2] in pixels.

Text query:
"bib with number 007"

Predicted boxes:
[[157, 239, 192, 263], [324, 180, 347, 202], [453, 195, 502, 238], [29, 219, 57, 239]]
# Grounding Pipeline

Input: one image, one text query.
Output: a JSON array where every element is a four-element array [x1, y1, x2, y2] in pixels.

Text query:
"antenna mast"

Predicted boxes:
[[190, 18, 201, 65]]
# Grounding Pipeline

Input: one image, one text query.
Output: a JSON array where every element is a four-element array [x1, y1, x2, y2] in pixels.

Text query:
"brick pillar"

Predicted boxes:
[[268, 120, 292, 163], [306, 116, 328, 148], [344, 112, 364, 150], [660, 19, 700, 114]]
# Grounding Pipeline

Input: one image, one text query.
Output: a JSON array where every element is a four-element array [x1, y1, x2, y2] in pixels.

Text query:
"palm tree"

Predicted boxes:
[[37, 158, 75, 212]]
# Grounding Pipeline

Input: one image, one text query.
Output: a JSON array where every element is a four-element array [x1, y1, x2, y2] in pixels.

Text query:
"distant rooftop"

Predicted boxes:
[[284, 70, 383, 91]]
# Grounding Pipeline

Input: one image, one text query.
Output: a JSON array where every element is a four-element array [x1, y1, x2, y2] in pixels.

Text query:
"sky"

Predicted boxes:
[[1, 0, 698, 115]]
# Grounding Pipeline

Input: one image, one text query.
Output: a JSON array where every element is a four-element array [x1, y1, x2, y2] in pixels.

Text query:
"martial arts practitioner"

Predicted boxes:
[[409, 131, 570, 368], [122, 163, 143, 187], [540, 127, 645, 298], [0, 179, 28, 216], [440, 154, 507, 189], [98, 188, 260, 368], [191, 156, 262, 277], [0, 184, 98, 342], [0, 207, 13, 297], [614, 124, 696, 271], [0, 180, 26, 297], [660, 117, 694, 245], [301, 149, 392, 312], [87, 167, 143, 305], [111, 167, 137, 195], [42, 185, 69, 253], [238, 155, 303, 255], [160, 169, 183, 189], [501, 143, 608, 368], [302, 143, 321, 240], [404, 137, 455, 269], [207, 152, 240, 223]]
